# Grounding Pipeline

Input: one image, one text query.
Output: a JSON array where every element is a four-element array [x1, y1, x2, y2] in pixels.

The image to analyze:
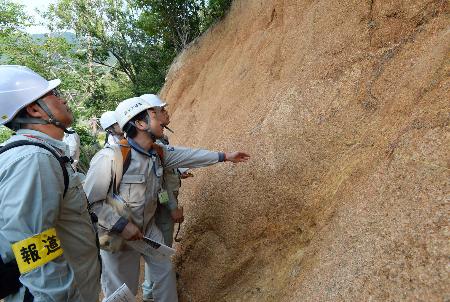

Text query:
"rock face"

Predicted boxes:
[[160, 0, 449, 301]]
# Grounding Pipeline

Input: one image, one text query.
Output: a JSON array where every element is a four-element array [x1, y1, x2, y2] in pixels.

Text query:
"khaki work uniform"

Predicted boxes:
[[0, 129, 101, 301], [84, 138, 224, 302], [142, 137, 183, 299]]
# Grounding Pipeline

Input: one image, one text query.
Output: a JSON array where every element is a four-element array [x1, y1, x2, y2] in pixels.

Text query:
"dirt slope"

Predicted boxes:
[[159, 0, 449, 301]]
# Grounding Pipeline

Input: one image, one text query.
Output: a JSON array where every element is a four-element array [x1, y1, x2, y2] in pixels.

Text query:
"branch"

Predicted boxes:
[[110, 50, 136, 83], [92, 59, 118, 69]]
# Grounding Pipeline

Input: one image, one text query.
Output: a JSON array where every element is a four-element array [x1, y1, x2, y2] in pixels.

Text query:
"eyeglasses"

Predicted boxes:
[[43, 89, 61, 98], [49, 89, 61, 97], [153, 107, 167, 113]]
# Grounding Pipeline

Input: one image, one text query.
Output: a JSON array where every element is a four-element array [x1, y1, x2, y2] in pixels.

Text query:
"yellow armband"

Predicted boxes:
[[11, 228, 64, 274]]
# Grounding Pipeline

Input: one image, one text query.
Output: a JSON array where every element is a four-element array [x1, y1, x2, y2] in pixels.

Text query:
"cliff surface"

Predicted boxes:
[[160, 0, 449, 301]]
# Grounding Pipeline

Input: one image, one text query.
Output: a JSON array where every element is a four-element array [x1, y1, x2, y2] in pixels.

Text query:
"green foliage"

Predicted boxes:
[[0, 0, 233, 167], [47, 0, 172, 95], [78, 145, 101, 174], [1, 5, 109, 123], [137, 0, 203, 52], [72, 124, 98, 146], [201, 0, 232, 30], [0, 126, 13, 144], [97, 132, 107, 147], [47, 0, 233, 96], [71, 124, 101, 173], [79, 73, 134, 118], [0, 0, 29, 37], [137, 0, 233, 51]]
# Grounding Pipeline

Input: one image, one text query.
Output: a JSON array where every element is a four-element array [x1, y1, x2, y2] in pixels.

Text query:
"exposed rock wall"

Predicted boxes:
[[160, 0, 449, 301]]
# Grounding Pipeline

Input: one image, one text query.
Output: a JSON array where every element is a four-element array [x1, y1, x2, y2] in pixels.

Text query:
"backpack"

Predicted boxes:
[[109, 138, 131, 194], [97, 139, 164, 252], [108, 138, 164, 194], [0, 140, 71, 300]]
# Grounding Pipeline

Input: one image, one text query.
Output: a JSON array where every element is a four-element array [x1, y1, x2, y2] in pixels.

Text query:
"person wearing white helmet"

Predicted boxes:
[[83, 96, 250, 301], [99, 111, 124, 145], [139, 94, 190, 301], [140, 93, 172, 133], [0, 65, 101, 301], [62, 128, 81, 171], [140, 93, 167, 108]]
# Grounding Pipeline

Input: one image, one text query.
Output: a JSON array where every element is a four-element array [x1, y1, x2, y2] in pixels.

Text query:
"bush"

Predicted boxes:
[[71, 124, 101, 173], [202, 0, 233, 30], [77, 144, 101, 174], [72, 124, 98, 146], [0, 126, 13, 144]]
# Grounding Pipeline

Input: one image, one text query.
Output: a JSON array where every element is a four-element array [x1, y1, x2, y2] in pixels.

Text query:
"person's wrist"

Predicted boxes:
[[218, 152, 226, 162], [112, 217, 129, 233]]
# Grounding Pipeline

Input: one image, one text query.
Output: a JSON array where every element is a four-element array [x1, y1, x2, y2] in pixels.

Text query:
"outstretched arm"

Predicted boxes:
[[223, 152, 251, 163], [162, 145, 250, 170]]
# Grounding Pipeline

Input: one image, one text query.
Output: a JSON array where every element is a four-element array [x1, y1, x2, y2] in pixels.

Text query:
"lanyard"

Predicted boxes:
[[127, 139, 161, 176]]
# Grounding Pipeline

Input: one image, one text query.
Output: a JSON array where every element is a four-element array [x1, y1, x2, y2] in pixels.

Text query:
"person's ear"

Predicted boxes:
[[26, 103, 45, 118], [135, 119, 147, 130]]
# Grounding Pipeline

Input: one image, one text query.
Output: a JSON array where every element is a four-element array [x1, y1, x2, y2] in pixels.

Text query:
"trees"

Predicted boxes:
[[0, 0, 233, 146], [0, 0, 29, 36], [0, 0, 104, 150], [47, 0, 233, 95], [137, 0, 233, 52], [137, 0, 203, 52], [48, 0, 173, 95], [201, 0, 233, 30]]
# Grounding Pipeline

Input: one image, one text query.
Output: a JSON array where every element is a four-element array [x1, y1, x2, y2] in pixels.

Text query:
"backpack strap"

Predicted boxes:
[[0, 140, 69, 197], [0, 254, 21, 299], [152, 143, 164, 164], [118, 138, 131, 175], [108, 140, 164, 194], [108, 139, 132, 195]]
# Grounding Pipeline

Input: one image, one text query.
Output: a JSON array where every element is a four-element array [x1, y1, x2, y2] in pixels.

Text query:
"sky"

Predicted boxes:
[[13, 0, 58, 34]]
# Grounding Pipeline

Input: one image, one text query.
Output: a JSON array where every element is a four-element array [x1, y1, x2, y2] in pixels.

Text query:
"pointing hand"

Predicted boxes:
[[224, 152, 250, 163]]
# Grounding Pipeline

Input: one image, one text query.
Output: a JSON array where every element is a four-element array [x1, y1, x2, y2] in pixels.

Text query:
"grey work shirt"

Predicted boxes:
[[0, 129, 101, 302], [156, 137, 182, 211], [84, 139, 223, 234]]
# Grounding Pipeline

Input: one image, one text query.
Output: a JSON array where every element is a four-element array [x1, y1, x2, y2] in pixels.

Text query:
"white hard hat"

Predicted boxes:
[[0, 65, 61, 125], [114, 97, 151, 130], [99, 111, 117, 130], [140, 94, 167, 108]]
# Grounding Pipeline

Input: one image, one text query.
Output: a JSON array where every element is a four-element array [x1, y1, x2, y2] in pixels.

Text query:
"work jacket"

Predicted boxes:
[[0, 129, 101, 302], [83, 138, 224, 236]]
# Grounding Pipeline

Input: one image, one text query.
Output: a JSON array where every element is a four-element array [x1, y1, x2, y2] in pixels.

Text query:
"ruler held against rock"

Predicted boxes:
[[126, 236, 175, 257]]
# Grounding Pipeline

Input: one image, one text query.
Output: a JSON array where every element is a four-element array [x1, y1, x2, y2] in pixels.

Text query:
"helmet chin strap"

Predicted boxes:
[[36, 100, 75, 134], [107, 129, 123, 144], [143, 112, 158, 142], [14, 99, 74, 134]]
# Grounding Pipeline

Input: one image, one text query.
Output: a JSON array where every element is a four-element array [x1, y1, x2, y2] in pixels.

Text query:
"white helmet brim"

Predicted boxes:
[[0, 64, 62, 125]]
